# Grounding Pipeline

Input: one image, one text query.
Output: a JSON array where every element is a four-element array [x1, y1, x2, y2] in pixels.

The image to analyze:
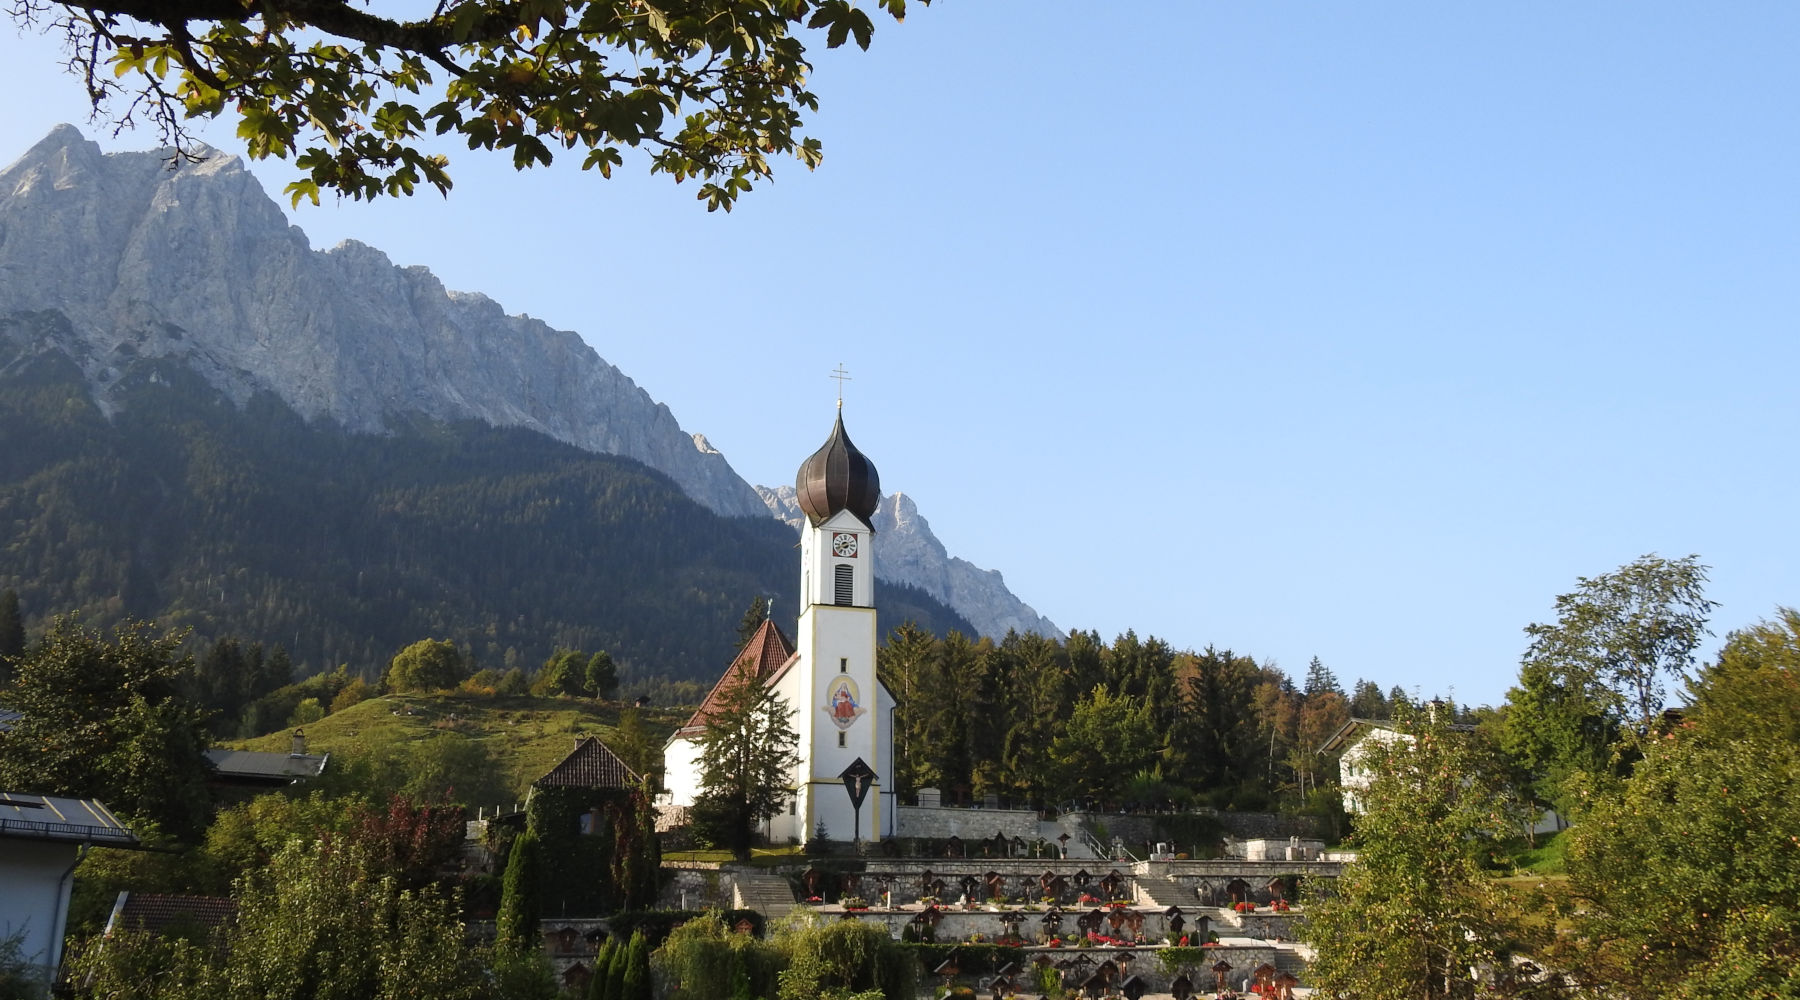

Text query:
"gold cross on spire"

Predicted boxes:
[[830, 363, 852, 408]]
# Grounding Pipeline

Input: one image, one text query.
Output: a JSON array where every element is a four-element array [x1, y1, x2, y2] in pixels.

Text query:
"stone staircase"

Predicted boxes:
[[1039, 815, 1099, 859], [732, 872, 798, 921], [1132, 873, 1193, 908]]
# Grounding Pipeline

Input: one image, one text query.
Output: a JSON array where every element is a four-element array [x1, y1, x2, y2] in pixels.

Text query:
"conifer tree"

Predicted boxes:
[[734, 595, 770, 651], [495, 831, 542, 952], [587, 938, 617, 1000], [621, 932, 650, 1000], [1303, 656, 1343, 698], [694, 676, 798, 860], [603, 935, 629, 1000], [0, 589, 24, 667]]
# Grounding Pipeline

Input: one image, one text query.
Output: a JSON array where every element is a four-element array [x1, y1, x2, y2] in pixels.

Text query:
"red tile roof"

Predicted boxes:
[[106, 893, 236, 936], [674, 620, 796, 737], [535, 736, 641, 789]]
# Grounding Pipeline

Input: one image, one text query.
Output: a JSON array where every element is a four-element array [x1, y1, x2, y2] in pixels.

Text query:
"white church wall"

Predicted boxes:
[[660, 735, 705, 808]]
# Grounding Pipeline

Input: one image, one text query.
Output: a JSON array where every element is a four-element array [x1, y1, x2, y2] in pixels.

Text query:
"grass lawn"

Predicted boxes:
[[662, 845, 810, 867], [233, 691, 686, 799], [1506, 829, 1569, 875]]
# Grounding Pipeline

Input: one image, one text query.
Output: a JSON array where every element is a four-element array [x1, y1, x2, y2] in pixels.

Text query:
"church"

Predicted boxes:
[[661, 407, 897, 845]]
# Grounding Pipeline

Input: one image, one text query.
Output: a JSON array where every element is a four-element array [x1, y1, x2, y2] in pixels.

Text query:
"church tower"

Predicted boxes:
[[658, 405, 896, 848], [782, 406, 894, 843]]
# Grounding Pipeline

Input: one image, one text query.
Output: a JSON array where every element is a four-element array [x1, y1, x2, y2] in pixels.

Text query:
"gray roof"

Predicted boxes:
[[0, 708, 19, 731], [0, 792, 138, 845], [204, 748, 330, 781]]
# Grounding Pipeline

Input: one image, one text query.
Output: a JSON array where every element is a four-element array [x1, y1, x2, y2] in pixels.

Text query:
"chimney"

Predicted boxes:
[[290, 729, 307, 757]]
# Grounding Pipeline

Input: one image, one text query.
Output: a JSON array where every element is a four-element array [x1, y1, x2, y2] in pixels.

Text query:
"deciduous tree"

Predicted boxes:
[[1559, 725, 1800, 998], [1501, 554, 1716, 817], [1050, 685, 1160, 806], [0, 615, 212, 838], [585, 650, 618, 700], [1683, 606, 1800, 744], [14, 0, 921, 210], [1302, 705, 1535, 1000], [385, 637, 466, 692]]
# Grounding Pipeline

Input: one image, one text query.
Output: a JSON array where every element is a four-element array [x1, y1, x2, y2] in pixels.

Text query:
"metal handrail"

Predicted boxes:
[[0, 816, 135, 843]]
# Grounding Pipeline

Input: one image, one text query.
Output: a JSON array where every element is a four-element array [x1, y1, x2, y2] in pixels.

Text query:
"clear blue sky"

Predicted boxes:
[[3, 4, 1796, 708]]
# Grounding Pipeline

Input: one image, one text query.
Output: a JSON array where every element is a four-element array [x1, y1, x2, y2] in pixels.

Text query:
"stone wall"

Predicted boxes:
[[1087, 811, 1324, 855], [894, 804, 1041, 841], [659, 866, 736, 911]]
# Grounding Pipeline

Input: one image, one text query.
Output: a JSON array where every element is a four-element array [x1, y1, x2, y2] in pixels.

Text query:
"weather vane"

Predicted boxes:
[[830, 363, 852, 408]]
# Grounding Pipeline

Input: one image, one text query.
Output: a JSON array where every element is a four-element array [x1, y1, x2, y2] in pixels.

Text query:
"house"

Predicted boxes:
[[203, 729, 329, 792], [0, 792, 138, 989], [103, 893, 236, 938], [1318, 717, 1563, 835], [525, 737, 656, 916]]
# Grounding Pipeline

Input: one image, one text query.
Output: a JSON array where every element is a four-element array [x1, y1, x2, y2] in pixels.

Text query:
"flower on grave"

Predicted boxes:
[[806, 896, 824, 904], [841, 895, 868, 909], [1178, 935, 1190, 946]]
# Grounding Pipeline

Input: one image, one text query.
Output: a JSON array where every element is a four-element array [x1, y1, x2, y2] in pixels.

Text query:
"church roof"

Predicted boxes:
[[795, 411, 881, 527], [674, 619, 797, 738], [535, 736, 640, 789]]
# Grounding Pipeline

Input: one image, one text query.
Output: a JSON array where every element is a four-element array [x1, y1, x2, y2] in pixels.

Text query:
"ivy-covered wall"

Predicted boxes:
[[527, 785, 660, 916]]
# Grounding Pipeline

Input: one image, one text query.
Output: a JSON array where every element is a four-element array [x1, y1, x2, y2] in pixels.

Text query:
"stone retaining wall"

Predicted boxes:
[[893, 804, 1041, 841]]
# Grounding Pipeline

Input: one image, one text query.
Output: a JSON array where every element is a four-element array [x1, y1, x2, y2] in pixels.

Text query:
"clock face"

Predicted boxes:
[[831, 532, 859, 558]]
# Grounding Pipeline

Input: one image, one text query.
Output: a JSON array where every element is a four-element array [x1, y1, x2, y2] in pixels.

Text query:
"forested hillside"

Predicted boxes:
[[0, 317, 973, 684]]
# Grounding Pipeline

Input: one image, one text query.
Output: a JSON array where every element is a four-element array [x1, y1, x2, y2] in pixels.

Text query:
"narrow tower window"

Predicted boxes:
[[838, 731, 847, 747], [833, 564, 854, 606], [839, 657, 848, 673]]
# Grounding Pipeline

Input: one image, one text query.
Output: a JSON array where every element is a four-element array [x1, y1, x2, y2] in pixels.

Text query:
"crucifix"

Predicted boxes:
[[830, 363, 851, 406]]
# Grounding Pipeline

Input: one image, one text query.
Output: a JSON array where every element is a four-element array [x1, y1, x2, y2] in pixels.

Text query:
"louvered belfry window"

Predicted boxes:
[[834, 564, 855, 606]]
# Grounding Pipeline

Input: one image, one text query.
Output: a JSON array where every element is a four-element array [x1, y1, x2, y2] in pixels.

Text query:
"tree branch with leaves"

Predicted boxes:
[[17, 0, 922, 209]]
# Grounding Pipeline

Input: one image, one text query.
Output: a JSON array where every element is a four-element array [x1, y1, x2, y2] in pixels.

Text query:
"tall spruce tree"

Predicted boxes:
[[0, 589, 24, 670], [734, 595, 771, 651], [1303, 656, 1343, 698], [694, 676, 798, 860]]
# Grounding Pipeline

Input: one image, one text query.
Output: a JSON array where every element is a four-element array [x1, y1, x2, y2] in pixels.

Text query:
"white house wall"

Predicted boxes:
[[0, 839, 82, 988]]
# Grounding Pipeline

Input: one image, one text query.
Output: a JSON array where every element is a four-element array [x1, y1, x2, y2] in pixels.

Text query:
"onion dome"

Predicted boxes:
[[795, 410, 881, 527]]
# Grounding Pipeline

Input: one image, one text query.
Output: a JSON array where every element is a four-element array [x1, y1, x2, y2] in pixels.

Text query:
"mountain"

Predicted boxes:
[[0, 125, 1054, 642], [0, 321, 975, 681], [0, 124, 765, 519], [757, 486, 1059, 638]]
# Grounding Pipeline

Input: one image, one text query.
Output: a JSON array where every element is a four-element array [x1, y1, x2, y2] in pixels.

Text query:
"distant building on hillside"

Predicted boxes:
[[1318, 717, 1563, 835], [204, 729, 330, 793]]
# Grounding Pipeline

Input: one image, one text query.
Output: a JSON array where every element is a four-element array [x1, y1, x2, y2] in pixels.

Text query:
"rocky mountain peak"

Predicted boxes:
[[0, 125, 1059, 638], [0, 125, 769, 519]]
